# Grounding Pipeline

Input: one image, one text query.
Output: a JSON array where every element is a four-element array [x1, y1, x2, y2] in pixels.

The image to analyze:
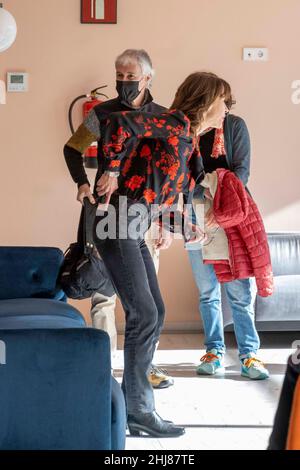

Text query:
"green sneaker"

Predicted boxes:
[[196, 349, 225, 375], [241, 353, 269, 380]]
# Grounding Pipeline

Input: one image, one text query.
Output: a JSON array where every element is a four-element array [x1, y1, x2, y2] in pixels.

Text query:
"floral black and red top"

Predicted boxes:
[[102, 109, 204, 208]]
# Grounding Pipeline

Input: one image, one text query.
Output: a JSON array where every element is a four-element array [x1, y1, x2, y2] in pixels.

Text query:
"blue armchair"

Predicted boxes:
[[0, 247, 126, 450]]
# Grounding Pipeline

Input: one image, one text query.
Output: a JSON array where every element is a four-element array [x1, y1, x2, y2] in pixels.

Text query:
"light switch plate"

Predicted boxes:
[[243, 48, 269, 61]]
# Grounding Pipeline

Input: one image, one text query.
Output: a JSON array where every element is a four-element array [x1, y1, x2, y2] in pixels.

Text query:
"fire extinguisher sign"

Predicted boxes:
[[81, 0, 117, 24]]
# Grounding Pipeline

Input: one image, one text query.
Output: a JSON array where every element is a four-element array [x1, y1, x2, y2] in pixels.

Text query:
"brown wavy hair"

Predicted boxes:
[[170, 72, 232, 136]]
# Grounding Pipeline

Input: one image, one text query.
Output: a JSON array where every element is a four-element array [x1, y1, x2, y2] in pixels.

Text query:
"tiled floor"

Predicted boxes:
[[113, 332, 299, 450]]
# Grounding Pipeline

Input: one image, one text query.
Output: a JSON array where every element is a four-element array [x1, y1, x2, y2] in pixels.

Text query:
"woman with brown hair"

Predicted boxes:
[[94, 72, 230, 437], [187, 89, 270, 381]]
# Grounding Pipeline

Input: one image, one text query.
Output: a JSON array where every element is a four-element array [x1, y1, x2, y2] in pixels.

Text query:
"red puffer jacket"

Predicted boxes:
[[206, 169, 274, 297]]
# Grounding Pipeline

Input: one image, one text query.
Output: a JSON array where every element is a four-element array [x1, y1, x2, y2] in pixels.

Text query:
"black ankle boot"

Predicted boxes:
[[127, 411, 185, 437]]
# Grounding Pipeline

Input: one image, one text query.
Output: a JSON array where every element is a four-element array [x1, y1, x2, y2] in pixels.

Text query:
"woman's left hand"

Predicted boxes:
[[96, 173, 119, 207], [185, 224, 208, 244]]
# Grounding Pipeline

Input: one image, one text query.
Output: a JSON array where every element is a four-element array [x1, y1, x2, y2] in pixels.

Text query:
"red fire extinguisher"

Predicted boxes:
[[68, 85, 109, 169]]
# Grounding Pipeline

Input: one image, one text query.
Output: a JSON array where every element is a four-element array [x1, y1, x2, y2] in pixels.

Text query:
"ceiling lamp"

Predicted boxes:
[[0, 3, 17, 53]]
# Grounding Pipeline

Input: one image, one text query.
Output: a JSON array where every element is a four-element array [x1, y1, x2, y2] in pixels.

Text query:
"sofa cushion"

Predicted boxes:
[[256, 275, 300, 322], [0, 299, 86, 329], [0, 247, 64, 300]]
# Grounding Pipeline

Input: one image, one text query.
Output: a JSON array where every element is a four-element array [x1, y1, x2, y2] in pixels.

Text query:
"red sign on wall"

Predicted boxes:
[[81, 0, 117, 24]]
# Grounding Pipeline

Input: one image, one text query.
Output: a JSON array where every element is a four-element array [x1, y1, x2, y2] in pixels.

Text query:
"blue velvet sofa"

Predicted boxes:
[[0, 247, 126, 450]]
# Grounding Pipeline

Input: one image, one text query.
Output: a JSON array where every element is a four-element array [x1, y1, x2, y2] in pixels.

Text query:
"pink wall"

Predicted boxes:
[[1, 0, 300, 329]]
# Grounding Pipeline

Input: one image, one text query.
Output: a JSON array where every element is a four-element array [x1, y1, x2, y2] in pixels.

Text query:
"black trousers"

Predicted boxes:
[[93, 196, 165, 414]]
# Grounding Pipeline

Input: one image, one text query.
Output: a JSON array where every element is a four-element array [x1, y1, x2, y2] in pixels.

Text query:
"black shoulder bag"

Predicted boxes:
[[59, 197, 115, 299]]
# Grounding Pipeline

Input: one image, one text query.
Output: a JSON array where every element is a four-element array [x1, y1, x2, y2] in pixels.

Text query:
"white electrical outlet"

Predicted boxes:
[[243, 48, 269, 61]]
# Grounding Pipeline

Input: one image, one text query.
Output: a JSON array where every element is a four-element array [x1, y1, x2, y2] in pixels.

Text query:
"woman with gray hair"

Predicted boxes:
[[115, 49, 155, 104], [94, 72, 229, 437], [64, 48, 178, 438]]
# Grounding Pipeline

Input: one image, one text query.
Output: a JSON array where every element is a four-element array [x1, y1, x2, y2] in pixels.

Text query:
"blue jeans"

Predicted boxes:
[[188, 247, 260, 356]]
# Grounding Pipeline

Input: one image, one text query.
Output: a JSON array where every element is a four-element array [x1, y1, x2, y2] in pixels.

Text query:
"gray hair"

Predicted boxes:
[[115, 49, 155, 88]]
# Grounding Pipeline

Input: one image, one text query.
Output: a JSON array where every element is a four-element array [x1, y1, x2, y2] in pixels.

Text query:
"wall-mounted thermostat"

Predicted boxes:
[[7, 72, 29, 92]]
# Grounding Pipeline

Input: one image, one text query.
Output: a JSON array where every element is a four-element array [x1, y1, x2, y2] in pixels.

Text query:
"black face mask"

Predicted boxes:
[[116, 80, 142, 105]]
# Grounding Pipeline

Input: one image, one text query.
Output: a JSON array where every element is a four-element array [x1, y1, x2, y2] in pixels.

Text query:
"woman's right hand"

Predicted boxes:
[[77, 184, 96, 205], [205, 207, 219, 229], [154, 225, 173, 250]]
